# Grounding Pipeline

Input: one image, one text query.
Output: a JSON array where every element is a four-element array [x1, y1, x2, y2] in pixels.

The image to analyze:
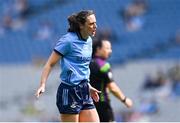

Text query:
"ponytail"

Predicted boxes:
[[67, 10, 94, 32], [67, 14, 79, 32]]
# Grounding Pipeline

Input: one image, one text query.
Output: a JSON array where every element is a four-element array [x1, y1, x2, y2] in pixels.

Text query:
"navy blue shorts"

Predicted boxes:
[[56, 80, 95, 114]]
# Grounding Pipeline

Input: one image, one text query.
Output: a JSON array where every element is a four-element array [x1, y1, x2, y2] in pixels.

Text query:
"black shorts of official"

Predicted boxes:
[[94, 101, 114, 122], [56, 80, 95, 114]]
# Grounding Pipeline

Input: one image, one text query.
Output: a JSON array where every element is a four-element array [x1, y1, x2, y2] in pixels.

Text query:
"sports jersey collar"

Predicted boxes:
[[76, 32, 87, 41], [94, 56, 105, 59]]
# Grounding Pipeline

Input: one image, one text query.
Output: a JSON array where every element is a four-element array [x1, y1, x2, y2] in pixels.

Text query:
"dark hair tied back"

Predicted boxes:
[[67, 14, 79, 32], [67, 10, 94, 32]]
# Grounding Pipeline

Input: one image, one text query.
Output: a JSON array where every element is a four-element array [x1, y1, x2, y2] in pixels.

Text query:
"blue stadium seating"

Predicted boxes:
[[0, 0, 180, 64]]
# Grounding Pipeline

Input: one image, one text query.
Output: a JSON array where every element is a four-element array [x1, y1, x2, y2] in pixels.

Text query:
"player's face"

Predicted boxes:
[[100, 40, 112, 59], [80, 14, 97, 38]]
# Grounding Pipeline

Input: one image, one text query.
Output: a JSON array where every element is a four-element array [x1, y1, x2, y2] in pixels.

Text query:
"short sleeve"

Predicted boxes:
[[103, 71, 114, 84], [54, 36, 71, 56], [100, 63, 114, 84]]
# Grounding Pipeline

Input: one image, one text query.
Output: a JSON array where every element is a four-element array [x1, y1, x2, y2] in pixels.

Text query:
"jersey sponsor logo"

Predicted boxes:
[[76, 56, 91, 62], [108, 72, 113, 79]]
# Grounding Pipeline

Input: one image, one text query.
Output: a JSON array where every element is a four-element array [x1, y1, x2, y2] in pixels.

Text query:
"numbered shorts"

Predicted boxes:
[[56, 81, 95, 114]]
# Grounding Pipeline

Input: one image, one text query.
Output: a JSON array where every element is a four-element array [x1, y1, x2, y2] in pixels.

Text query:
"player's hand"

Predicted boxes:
[[89, 86, 101, 102], [35, 84, 45, 99], [124, 97, 133, 108]]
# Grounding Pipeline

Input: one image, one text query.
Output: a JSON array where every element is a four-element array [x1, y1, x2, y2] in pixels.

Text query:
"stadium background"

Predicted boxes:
[[0, 0, 180, 122]]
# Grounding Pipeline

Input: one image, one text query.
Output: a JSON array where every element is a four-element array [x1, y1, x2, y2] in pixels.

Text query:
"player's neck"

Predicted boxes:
[[80, 31, 88, 40]]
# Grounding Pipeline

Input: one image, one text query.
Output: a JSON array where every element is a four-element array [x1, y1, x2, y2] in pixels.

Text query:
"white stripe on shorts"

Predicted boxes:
[[63, 89, 68, 105]]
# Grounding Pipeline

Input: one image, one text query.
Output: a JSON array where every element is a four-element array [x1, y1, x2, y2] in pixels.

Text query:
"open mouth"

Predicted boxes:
[[93, 30, 96, 34]]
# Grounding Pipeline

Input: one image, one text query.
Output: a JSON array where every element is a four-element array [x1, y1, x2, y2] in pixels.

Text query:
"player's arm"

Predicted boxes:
[[35, 51, 61, 98], [88, 83, 101, 102], [107, 82, 133, 108]]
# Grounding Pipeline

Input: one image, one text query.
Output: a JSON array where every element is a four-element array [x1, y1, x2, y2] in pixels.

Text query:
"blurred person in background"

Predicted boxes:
[[35, 10, 101, 122], [89, 39, 133, 122], [168, 64, 180, 97], [35, 20, 53, 41], [142, 71, 167, 90], [141, 70, 171, 99], [14, 0, 30, 19], [120, 0, 148, 31]]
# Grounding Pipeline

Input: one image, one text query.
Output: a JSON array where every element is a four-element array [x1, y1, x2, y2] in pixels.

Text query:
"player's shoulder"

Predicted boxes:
[[92, 58, 111, 72], [100, 62, 111, 73], [60, 32, 78, 41]]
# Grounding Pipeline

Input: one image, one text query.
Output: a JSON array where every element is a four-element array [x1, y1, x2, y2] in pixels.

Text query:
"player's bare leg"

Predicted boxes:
[[79, 108, 100, 122], [60, 114, 79, 122]]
